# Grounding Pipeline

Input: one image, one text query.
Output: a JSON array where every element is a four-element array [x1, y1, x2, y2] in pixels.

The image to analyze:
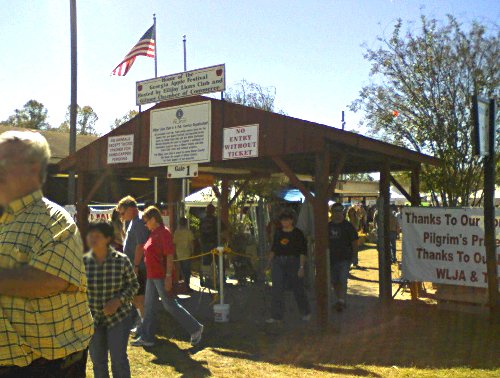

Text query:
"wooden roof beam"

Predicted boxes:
[[389, 174, 412, 203], [272, 156, 314, 202], [328, 153, 347, 196]]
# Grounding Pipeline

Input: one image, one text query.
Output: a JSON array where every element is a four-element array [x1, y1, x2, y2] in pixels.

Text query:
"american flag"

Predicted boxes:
[[112, 24, 155, 76]]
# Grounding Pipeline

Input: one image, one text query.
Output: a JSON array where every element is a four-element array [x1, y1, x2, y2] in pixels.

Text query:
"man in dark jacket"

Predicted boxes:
[[328, 202, 359, 312]]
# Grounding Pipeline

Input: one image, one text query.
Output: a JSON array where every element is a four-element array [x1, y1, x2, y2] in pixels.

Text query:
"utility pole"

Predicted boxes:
[[483, 98, 498, 321], [68, 0, 77, 205]]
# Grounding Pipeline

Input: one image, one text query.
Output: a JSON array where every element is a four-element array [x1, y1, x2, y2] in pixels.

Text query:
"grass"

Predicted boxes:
[[86, 244, 500, 377]]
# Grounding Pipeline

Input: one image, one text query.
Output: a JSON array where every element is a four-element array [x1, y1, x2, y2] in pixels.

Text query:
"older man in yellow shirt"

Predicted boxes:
[[0, 131, 93, 377]]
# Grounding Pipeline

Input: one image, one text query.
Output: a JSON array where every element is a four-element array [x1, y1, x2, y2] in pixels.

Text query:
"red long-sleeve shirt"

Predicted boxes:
[[143, 225, 175, 279]]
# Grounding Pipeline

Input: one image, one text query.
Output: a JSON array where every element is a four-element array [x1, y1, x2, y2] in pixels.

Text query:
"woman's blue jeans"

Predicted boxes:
[[142, 278, 202, 342]]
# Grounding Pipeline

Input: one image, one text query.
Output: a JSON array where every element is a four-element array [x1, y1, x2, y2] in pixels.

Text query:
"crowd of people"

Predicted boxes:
[[0, 131, 206, 377], [0, 130, 399, 377]]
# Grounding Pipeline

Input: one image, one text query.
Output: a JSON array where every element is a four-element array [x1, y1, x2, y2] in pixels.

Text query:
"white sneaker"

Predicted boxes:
[[190, 325, 204, 346], [301, 314, 311, 321], [131, 337, 155, 347], [265, 318, 282, 324]]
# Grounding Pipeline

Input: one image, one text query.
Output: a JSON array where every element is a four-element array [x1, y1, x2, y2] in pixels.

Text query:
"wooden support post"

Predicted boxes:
[[313, 149, 330, 328], [379, 163, 392, 302], [410, 166, 421, 206], [410, 165, 422, 300]]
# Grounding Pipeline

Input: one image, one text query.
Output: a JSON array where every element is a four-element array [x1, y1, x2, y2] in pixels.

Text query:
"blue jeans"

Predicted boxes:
[[89, 312, 133, 378], [331, 260, 351, 301], [389, 231, 397, 261], [142, 279, 202, 342], [271, 256, 310, 320]]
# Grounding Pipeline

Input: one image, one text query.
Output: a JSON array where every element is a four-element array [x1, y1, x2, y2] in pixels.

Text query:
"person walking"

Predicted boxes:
[[347, 204, 361, 268], [0, 131, 93, 377], [266, 209, 311, 323], [329, 203, 359, 312], [131, 206, 203, 347], [389, 205, 400, 263], [117, 196, 149, 334], [174, 217, 195, 292], [84, 222, 139, 378]]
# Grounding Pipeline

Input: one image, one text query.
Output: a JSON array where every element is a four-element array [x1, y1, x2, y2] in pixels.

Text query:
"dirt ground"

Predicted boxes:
[[86, 241, 500, 377]]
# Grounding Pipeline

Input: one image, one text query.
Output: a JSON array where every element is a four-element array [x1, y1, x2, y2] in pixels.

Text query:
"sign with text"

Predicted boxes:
[[167, 163, 199, 178], [136, 64, 225, 105], [402, 207, 500, 288], [107, 134, 134, 164], [149, 101, 211, 167], [223, 124, 259, 160]]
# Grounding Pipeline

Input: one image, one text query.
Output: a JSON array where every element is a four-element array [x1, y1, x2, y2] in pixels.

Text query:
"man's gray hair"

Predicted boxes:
[[0, 130, 52, 183]]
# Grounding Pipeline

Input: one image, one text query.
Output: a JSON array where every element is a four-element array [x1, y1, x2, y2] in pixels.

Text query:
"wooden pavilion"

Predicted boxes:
[[58, 96, 439, 327]]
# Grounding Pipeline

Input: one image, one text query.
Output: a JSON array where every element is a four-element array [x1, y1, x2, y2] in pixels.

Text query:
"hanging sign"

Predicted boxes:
[[402, 207, 500, 288], [149, 101, 211, 167], [223, 124, 259, 160], [107, 134, 134, 164], [136, 64, 225, 105], [167, 164, 199, 178]]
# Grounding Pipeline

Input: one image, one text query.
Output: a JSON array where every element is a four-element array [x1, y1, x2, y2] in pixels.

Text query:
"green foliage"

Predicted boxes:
[[2, 100, 49, 130], [57, 105, 99, 135], [111, 109, 139, 130], [225, 79, 286, 114], [343, 173, 374, 182], [187, 212, 200, 239], [350, 16, 500, 206]]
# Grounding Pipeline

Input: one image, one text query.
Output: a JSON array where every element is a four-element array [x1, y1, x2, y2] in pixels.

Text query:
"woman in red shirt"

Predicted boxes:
[[131, 206, 203, 347]]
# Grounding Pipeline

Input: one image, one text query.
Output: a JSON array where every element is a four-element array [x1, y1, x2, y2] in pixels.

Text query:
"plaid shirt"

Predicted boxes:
[[0, 190, 94, 367], [83, 248, 138, 328]]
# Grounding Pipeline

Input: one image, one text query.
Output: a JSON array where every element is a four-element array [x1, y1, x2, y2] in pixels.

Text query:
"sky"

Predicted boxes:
[[0, 0, 499, 136]]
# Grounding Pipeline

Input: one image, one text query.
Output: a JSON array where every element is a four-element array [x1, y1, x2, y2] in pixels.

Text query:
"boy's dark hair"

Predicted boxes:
[[331, 202, 344, 212], [88, 221, 115, 242], [278, 208, 296, 221], [179, 217, 188, 227]]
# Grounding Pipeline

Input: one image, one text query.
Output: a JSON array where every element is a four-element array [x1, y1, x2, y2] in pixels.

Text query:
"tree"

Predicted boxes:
[[350, 16, 499, 206], [57, 105, 99, 135], [2, 100, 50, 129], [111, 109, 138, 130], [225, 79, 285, 113]]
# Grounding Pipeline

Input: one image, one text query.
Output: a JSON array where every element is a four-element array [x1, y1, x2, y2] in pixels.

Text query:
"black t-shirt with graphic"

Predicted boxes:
[[328, 220, 359, 263], [272, 228, 307, 257]]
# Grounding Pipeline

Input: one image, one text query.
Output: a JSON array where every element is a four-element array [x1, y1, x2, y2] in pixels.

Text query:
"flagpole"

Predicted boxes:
[[181, 35, 188, 217], [153, 14, 158, 78], [153, 13, 158, 204], [183, 35, 187, 71]]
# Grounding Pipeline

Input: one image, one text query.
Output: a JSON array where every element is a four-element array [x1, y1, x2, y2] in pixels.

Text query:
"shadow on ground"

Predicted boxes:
[[146, 244, 498, 376], [153, 283, 499, 375]]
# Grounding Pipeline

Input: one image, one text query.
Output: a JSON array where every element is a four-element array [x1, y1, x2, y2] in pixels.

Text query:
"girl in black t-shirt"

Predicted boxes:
[[266, 209, 311, 323]]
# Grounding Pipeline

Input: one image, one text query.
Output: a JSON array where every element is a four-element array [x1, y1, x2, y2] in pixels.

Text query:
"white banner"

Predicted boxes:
[[402, 207, 500, 288], [136, 64, 225, 105], [107, 134, 134, 164], [149, 101, 211, 167], [64, 206, 114, 222], [223, 124, 259, 160]]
